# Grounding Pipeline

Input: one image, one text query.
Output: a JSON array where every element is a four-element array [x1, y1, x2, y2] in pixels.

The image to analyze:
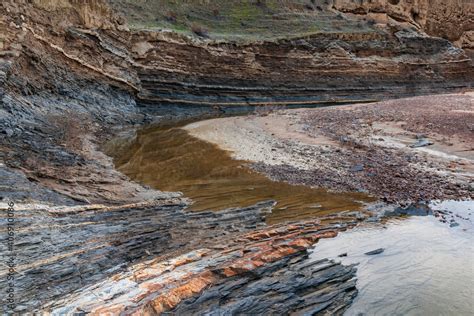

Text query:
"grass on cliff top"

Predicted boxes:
[[109, 0, 375, 41]]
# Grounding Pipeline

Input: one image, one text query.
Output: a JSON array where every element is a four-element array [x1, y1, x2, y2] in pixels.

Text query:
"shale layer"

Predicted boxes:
[[43, 215, 360, 315], [0, 0, 473, 314], [1, 200, 274, 312]]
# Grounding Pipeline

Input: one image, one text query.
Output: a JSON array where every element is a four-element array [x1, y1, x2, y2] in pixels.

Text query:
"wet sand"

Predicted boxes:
[[113, 124, 373, 224], [185, 93, 474, 203]]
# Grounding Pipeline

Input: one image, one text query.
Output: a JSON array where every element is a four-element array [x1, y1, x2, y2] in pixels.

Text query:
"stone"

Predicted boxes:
[[468, 183, 474, 192], [40, 217, 359, 315], [1, 128, 13, 136], [364, 248, 385, 255], [0, 1, 472, 314], [387, 204, 433, 217], [410, 139, 434, 148], [0, 199, 274, 312], [351, 164, 365, 172]]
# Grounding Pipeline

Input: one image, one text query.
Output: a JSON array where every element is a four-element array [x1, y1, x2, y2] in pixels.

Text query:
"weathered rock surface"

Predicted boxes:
[[0, 0, 148, 204], [42, 216, 359, 315], [364, 248, 385, 255], [0, 1, 472, 314], [0, 200, 274, 313], [333, 0, 473, 53], [113, 0, 473, 110], [2, 1, 472, 134], [0, 163, 75, 205], [133, 28, 472, 111]]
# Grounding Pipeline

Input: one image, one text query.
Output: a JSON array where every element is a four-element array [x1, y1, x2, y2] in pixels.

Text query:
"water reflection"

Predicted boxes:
[[111, 124, 372, 224], [310, 200, 474, 315]]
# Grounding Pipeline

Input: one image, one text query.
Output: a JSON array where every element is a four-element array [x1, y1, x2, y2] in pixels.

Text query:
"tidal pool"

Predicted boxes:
[[310, 200, 474, 315], [110, 123, 372, 224]]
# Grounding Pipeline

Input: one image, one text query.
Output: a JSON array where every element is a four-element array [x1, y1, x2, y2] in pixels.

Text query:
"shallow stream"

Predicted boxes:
[[111, 123, 371, 224], [310, 200, 474, 315], [110, 119, 473, 315]]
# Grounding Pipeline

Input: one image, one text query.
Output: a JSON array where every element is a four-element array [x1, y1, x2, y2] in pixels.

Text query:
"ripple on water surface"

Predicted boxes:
[[111, 124, 372, 223], [310, 200, 474, 315]]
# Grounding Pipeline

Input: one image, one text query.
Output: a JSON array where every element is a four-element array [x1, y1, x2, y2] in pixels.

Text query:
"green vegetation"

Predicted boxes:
[[109, 0, 374, 41]]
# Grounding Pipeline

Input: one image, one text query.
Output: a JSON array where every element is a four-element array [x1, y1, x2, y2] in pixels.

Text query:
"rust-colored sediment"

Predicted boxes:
[[45, 215, 358, 315]]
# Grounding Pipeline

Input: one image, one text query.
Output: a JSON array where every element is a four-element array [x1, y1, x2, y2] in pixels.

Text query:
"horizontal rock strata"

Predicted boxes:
[[333, 0, 473, 53], [5, 1, 472, 120], [0, 1, 472, 314], [133, 29, 472, 111]]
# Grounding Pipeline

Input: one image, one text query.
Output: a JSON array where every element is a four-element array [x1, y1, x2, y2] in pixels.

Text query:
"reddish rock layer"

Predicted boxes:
[[44, 215, 360, 315]]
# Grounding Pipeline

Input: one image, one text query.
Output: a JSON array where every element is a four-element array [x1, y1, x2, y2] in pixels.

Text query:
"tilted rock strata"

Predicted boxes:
[[0, 200, 273, 312], [0, 1, 472, 314], [2, 0, 465, 210], [1, 0, 147, 205], [44, 218, 359, 315], [170, 257, 357, 316]]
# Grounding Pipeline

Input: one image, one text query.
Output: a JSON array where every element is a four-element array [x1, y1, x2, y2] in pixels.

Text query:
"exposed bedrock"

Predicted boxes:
[[123, 0, 474, 110], [131, 24, 473, 111], [170, 257, 357, 316], [0, 1, 472, 314], [332, 0, 473, 52], [133, 30, 472, 110], [0, 200, 274, 313], [2, 0, 473, 119], [43, 216, 359, 315]]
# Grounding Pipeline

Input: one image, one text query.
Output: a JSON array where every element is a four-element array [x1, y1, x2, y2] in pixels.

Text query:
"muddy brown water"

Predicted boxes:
[[111, 123, 373, 224]]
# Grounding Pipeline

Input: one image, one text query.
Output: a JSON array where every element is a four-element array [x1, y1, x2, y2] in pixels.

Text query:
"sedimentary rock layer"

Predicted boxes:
[[0, 1, 472, 314], [43, 216, 359, 315], [133, 28, 472, 110], [0, 200, 274, 312], [333, 0, 473, 52], [2, 0, 473, 120]]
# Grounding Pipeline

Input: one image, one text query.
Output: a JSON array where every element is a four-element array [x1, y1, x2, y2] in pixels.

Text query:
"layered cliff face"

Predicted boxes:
[[1, 0, 138, 94], [2, 0, 473, 118], [333, 0, 473, 52], [0, 0, 147, 205], [0, 0, 473, 314], [132, 29, 471, 110], [107, 0, 473, 110]]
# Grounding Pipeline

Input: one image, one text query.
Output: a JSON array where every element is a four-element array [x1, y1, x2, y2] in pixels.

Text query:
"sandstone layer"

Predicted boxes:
[[132, 25, 472, 111], [333, 0, 473, 52], [1, 199, 277, 312], [0, 0, 472, 314]]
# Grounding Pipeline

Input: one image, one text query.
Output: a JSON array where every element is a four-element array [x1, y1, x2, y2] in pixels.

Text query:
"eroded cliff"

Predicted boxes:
[[2, 0, 473, 119], [333, 0, 473, 53], [0, 0, 473, 314]]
